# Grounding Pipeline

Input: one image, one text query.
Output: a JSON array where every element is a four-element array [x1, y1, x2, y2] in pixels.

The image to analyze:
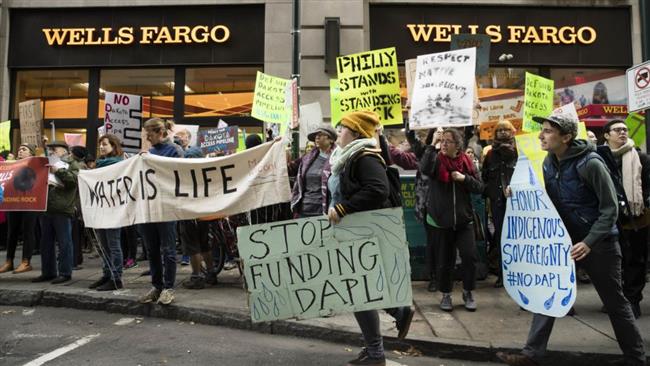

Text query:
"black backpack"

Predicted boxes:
[[351, 148, 403, 208]]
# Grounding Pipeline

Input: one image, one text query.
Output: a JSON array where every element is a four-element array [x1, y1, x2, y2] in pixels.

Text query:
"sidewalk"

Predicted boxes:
[[0, 251, 648, 365]]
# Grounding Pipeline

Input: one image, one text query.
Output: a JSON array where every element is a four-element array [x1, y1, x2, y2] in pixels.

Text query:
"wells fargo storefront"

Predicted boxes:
[[370, 4, 636, 141], [8, 4, 264, 151]]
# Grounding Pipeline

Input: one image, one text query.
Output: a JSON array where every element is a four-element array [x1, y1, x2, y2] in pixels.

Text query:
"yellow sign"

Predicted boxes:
[[515, 133, 546, 187], [522, 73, 554, 133], [0, 121, 10, 152], [42, 25, 230, 46], [335, 47, 402, 126], [407, 24, 596, 45], [251, 71, 292, 125]]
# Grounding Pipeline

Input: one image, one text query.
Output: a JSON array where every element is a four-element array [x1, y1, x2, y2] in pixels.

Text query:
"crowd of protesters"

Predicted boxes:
[[0, 109, 648, 366]]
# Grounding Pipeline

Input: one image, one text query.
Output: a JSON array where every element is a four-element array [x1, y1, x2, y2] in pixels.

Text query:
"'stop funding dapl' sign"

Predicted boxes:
[[335, 47, 402, 126], [237, 208, 412, 322], [501, 154, 576, 317], [409, 48, 476, 129]]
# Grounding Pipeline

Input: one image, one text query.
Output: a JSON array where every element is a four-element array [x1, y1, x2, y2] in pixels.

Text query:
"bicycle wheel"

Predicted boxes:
[[208, 223, 226, 275]]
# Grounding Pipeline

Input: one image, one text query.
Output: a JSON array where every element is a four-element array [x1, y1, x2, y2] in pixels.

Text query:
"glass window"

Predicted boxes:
[[550, 68, 626, 106], [99, 69, 174, 118], [184, 67, 261, 117], [477, 67, 539, 99], [14, 69, 89, 119]]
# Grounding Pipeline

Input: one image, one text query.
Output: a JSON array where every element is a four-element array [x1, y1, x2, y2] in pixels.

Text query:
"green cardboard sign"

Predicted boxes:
[[335, 47, 403, 126], [522, 73, 554, 132], [237, 207, 412, 322], [625, 112, 646, 148], [252, 71, 292, 125], [330, 79, 342, 127], [0, 121, 10, 151]]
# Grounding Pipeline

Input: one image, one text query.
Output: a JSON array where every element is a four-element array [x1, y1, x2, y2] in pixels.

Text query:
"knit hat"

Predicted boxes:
[[19, 143, 36, 156], [532, 115, 578, 138], [339, 111, 381, 138]]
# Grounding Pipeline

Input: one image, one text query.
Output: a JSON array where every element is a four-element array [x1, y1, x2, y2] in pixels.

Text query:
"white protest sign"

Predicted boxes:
[[410, 48, 476, 129], [550, 102, 579, 123], [78, 140, 291, 229], [104, 92, 142, 153], [299, 103, 324, 149], [237, 207, 412, 322], [501, 154, 576, 317], [404, 58, 417, 108]]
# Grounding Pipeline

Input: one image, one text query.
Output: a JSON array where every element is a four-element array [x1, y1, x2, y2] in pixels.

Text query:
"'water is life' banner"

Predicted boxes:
[[78, 140, 291, 229], [522, 73, 554, 133], [410, 48, 476, 130], [104, 92, 143, 153], [336, 47, 402, 126], [501, 154, 576, 317], [237, 207, 412, 322], [0, 157, 49, 211]]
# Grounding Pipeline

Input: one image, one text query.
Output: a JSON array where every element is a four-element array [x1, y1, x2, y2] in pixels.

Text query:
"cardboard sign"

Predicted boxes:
[[78, 140, 291, 229], [501, 154, 576, 317], [625, 112, 646, 148], [522, 73, 554, 132], [404, 58, 417, 108], [197, 126, 239, 154], [104, 92, 143, 153], [64, 133, 84, 147], [0, 121, 11, 151], [18, 100, 43, 148], [299, 103, 324, 149], [410, 48, 476, 129], [252, 71, 292, 125], [0, 157, 49, 211], [335, 47, 402, 126], [450, 34, 491, 76], [237, 207, 412, 322]]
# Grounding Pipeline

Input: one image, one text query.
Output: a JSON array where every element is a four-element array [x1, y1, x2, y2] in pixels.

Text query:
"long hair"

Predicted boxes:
[[143, 118, 175, 138], [98, 134, 124, 157]]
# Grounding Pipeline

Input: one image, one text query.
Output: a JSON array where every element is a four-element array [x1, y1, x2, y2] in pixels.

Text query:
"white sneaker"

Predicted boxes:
[[157, 288, 175, 305], [138, 288, 161, 304]]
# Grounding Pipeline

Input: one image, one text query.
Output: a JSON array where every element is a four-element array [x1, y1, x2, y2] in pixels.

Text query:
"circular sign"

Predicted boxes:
[[635, 67, 650, 90]]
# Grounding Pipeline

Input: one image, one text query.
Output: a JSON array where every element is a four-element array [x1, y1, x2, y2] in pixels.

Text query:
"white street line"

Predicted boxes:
[[114, 317, 135, 326], [22, 333, 100, 366], [386, 360, 408, 366]]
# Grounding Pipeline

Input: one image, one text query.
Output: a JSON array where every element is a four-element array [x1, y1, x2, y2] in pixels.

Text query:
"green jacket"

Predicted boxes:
[[47, 156, 80, 217]]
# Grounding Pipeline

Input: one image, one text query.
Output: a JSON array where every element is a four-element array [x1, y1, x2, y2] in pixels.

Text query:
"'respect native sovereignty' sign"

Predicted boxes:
[[336, 47, 402, 125], [501, 154, 576, 317], [78, 140, 291, 229], [522, 73, 554, 133], [237, 207, 412, 322], [410, 48, 476, 130]]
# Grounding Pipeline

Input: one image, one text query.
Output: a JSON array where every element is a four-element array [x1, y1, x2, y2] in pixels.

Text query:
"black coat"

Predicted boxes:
[[482, 146, 517, 210]]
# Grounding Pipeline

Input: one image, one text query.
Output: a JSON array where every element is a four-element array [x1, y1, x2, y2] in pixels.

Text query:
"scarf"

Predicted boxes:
[[609, 139, 644, 216], [437, 151, 476, 183], [329, 138, 377, 176], [492, 137, 517, 160]]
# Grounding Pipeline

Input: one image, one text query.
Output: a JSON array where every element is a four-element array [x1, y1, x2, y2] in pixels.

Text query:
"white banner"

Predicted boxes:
[[410, 48, 476, 129], [78, 140, 291, 229], [104, 92, 143, 153]]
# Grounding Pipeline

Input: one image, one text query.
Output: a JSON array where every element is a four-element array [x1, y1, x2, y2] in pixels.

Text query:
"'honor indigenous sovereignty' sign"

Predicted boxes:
[[104, 92, 143, 153], [237, 207, 412, 322], [335, 47, 402, 126], [501, 154, 576, 317], [0, 157, 49, 211], [410, 48, 476, 130], [522, 73, 554, 132], [78, 140, 291, 229]]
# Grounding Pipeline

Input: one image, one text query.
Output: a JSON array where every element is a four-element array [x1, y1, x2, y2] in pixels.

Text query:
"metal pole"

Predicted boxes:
[[291, 0, 301, 159], [640, 0, 650, 152]]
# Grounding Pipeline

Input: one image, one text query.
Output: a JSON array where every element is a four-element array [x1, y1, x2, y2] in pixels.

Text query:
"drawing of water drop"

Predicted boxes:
[[561, 289, 573, 306], [570, 268, 575, 284], [518, 290, 530, 305], [273, 298, 280, 317], [528, 166, 537, 186], [262, 282, 273, 302], [258, 298, 270, 315], [390, 255, 401, 285], [376, 269, 384, 292], [544, 292, 556, 310], [503, 262, 508, 271]]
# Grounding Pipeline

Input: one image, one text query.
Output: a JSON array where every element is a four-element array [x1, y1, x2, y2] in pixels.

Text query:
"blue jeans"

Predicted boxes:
[[140, 222, 177, 290], [95, 228, 123, 281], [39, 214, 73, 278]]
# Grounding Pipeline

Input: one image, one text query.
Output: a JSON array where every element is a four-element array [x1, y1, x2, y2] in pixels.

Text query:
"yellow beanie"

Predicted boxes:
[[340, 111, 380, 138]]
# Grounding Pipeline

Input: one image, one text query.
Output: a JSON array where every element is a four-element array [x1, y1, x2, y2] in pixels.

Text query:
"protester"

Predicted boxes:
[[421, 128, 483, 312], [174, 128, 192, 150], [88, 134, 125, 291], [597, 119, 650, 318], [497, 115, 646, 366], [32, 141, 80, 284], [481, 120, 517, 288], [180, 147, 217, 289], [85, 154, 96, 169], [138, 118, 183, 305], [587, 130, 598, 145], [290, 125, 337, 217], [328, 111, 413, 366], [0, 143, 38, 274]]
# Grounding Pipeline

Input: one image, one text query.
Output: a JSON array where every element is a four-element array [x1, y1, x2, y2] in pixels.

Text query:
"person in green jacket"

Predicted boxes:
[[32, 141, 80, 284]]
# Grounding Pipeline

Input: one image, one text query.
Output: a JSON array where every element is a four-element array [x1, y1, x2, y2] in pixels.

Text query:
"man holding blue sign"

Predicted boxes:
[[497, 115, 646, 366]]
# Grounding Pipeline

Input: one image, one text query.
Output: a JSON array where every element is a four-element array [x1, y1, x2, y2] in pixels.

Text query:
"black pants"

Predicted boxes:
[[5, 211, 38, 261], [71, 217, 85, 266], [433, 224, 478, 293], [522, 237, 645, 365], [121, 225, 139, 261], [424, 223, 437, 281], [491, 201, 507, 278], [621, 226, 649, 304]]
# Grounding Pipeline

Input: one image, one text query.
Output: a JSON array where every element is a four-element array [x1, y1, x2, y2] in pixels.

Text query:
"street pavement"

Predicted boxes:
[[0, 305, 501, 366], [0, 251, 648, 365]]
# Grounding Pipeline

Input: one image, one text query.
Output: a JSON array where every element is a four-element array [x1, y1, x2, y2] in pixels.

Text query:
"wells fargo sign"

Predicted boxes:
[[406, 24, 596, 45], [42, 25, 230, 46]]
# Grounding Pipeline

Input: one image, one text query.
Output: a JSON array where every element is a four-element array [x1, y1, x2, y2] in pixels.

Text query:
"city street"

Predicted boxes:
[[0, 306, 500, 366]]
